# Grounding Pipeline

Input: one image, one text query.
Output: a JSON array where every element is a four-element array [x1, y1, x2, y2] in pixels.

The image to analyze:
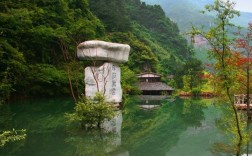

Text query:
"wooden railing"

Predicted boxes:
[[234, 94, 252, 109], [234, 94, 252, 104]]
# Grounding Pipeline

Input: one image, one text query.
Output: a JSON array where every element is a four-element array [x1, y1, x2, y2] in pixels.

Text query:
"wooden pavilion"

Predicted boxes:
[[137, 73, 174, 95]]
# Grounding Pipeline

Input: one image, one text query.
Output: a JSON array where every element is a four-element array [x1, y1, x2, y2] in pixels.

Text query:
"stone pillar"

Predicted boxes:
[[77, 40, 130, 103]]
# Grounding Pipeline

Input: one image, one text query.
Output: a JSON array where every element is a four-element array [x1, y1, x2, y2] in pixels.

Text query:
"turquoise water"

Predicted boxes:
[[0, 96, 250, 155]]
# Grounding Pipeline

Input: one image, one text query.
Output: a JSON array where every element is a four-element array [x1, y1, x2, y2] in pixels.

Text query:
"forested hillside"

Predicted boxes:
[[142, 0, 214, 32], [0, 0, 202, 102], [143, 0, 252, 32]]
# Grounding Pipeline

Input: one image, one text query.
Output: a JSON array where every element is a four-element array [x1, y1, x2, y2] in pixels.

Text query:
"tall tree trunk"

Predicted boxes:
[[67, 66, 77, 103], [227, 87, 242, 156], [221, 18, 242, 151], [246, 65, 250, 120]]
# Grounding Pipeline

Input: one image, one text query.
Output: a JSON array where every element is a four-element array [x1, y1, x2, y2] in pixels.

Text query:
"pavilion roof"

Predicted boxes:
[[138, 82, 174, 91], [136, 72, 161, 78]]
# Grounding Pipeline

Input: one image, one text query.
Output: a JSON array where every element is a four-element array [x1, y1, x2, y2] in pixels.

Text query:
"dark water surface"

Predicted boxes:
[[0, 96, 250, 156]]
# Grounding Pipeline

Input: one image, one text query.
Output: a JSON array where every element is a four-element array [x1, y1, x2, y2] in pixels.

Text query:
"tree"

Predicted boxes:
[[190, 0, 242, 154], [121, 65, 140, 95], [0, 40, 25, 102], [0, 103, 26, 147], [89, 0, 131, 32], [65, 93, 116, 129], [183, 58, 204, 91], [235, 22, 252, 119], [0, 129, 26, 147], [106, 32, 159, 73], [0, 0, 104, 99]]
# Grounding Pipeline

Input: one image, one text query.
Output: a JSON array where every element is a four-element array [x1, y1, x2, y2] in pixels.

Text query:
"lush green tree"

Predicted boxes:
[[90, 0, 195, 83], [126, 0, 193, 61], [0, 0, 104, 99], [121, 65, 140, 95], [183, 58, 204, 90], [0, 129, 26, 147], [14, 64, 70, 97], [0, 0, 197, 100], [89, 0, 131, 32], [65, 93, 116, 129], [0, 39, 26, 102], [107, 32, 159, 73], [190, 0, 242, 154], [212, 103, 250, 155], [235, 22, 252, 118]]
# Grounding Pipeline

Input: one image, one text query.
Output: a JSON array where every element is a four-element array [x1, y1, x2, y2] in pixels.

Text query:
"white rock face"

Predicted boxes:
[[85, 62, 122, 103], [102, 111, 123, 153], [78, 40, 130, 103], [77, 40, 130, 63]]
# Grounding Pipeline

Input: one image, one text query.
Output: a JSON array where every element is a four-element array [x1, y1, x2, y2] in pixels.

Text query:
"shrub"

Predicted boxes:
[[0, 129, 26, 147], [65, 93, 116, 129], [191, 88, 201, 96]]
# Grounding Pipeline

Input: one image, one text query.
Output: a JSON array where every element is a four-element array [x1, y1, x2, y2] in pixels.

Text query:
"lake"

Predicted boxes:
[[0, 96, 250, 156]]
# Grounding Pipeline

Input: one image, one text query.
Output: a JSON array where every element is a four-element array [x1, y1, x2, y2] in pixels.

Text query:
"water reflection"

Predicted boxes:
[[166, 104, 223, 156], [137, 95, 168, 110], [2, 97, 252, 156], [65, 111, 127, 156], [122, 97, 209, 156], [0, 104, 26, 155], [211, 104, 252, 156], [0, 98, 73, 156], [0, 104, 14, 132]]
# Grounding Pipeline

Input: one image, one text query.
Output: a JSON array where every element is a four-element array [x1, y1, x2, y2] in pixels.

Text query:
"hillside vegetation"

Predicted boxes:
[[143, 0, 252, 32], [0, 0, 203, 101]]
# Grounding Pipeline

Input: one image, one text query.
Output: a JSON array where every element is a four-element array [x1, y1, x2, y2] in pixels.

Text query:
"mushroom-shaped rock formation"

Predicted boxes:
[[77, 40, 130, 63], [77, 40, 130, 103]]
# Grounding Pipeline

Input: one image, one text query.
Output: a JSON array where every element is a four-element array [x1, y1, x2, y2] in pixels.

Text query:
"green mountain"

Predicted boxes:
[[232, 12, 252, 27], [142, 0, 252, 65], [142, 0, 213, 32], [142, 0, 252, 32], [1, 0, 202, 100]]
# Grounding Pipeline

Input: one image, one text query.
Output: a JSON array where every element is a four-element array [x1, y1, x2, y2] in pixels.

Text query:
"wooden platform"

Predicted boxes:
[[234, 94, 252, 110], [234, 104, 252, 110]]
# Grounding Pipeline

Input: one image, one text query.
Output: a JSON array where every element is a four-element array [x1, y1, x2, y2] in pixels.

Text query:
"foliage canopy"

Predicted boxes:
[[0, 0, 199, 100], [65, 92, 116, 129]]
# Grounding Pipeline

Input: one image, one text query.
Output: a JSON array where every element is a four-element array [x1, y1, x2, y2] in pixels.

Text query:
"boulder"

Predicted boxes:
[[78, 40, 130, 103], [77, 40, 130, 63], [85, 62, 122, 103]]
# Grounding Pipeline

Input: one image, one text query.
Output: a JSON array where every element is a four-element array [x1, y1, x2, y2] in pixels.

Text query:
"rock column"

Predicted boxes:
[[77, 40, 130, 103]]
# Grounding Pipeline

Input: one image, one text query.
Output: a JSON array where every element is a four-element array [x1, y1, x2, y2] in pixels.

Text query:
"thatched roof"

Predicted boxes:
[[138, 82, 174, 91]]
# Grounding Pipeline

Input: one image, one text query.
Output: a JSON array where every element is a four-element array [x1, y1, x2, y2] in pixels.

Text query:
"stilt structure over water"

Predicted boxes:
[[234, 94, 252, 110]]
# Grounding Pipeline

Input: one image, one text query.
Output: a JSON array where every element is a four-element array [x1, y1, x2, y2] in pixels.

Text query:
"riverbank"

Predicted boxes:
[[179, 91, 214, 98]]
